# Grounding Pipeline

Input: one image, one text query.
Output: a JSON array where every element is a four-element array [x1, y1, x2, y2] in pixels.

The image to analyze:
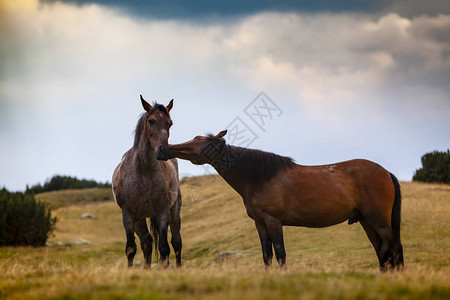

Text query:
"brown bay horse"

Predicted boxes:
[[158, 130, 404, 271], [112, 95, 182, 268]]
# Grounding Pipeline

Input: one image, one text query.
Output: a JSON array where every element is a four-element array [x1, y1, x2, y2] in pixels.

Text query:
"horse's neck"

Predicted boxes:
[[211, 145, 248, 198], [134, 141, 157, 171]]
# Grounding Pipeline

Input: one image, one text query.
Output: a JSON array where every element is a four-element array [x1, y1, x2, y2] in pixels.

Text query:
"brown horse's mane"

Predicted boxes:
[[205, 134, 295, 182], [133, 103, 170, 148]]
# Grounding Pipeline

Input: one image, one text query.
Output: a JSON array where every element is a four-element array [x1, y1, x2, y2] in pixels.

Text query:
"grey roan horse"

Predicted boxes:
[[112, 95, 182, 268]]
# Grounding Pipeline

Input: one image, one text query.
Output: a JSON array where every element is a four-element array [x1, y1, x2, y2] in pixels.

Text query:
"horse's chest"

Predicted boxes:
[[122, 180, 172, 209], [242, 198, 259, 220], [139, 184, 171, 203]]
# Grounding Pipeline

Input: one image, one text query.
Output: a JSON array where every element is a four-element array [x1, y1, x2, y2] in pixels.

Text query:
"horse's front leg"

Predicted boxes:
[[122, 211, 137, 267], [255, 221, 273, 269], [264, 217, 287, 270]]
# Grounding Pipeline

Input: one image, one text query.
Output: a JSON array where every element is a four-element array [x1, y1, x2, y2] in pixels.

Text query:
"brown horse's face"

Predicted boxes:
[[141, 96, 174, 160], [165, 130, 227, 164]]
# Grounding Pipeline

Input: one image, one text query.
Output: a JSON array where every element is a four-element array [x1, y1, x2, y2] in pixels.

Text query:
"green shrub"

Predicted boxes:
[[26, 175, 110, 194], [413, 150, 450, 183], [0, 188, 57, 246]]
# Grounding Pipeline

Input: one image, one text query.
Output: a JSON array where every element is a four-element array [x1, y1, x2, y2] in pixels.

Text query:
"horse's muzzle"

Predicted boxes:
[[156, 145, 171, 161]]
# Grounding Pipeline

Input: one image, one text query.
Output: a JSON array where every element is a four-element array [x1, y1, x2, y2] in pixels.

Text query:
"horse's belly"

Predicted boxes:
[[281, 209, 351, 228], [275, 186, 356, 227]]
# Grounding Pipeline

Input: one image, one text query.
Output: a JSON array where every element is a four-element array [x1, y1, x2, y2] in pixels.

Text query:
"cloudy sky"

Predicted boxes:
[[1, 0, 449, 191]]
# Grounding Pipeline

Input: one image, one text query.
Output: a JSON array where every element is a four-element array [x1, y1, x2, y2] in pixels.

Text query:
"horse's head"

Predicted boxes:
[[161, 130, 228, 164], [140, 95, 174, 160]]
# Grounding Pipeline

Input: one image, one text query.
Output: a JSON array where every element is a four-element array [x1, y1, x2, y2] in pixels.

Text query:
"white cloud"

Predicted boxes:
[[221, 13, 450, 118], [0, 1, 449, 189]]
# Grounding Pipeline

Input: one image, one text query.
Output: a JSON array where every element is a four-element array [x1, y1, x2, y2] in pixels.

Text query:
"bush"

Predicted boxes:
[[26, 175, 110, 194], [0, 188, 57, 246], [413, 150, 450, 183]]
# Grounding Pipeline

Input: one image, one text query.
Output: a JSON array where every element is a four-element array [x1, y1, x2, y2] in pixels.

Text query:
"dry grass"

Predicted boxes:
[[35, 188, 112, 210], [1, 176, 449, 299]]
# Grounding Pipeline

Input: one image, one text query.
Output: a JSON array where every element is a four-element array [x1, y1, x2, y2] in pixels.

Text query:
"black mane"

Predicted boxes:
[[133, 103, 170, 148], [206, 134, 295, 182], [228, 145, 295, 181]]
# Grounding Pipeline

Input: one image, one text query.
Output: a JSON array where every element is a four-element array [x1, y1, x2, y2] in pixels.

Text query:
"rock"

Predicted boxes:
[[46, 241, 64, 247], [214, 250, 251, 262], [80, 213, 96, 219], [67, 238, 90, 245]]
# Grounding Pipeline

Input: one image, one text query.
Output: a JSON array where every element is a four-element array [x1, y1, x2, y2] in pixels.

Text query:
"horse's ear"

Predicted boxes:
[[140, 95, 152, 111], [166, 99, 174, 112], [215, 130, 227, 138]]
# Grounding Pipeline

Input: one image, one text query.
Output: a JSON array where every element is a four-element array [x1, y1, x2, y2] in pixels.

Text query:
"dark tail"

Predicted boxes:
[[390, 173, 401, 242], [150, 217, 159, 261], [390, 173, 404, 267]]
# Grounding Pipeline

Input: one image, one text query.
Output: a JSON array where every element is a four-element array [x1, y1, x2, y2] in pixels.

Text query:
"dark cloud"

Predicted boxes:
[[43, 0, 388, 20], [386, 0, 450, 18], [43, 0, 450, 19]]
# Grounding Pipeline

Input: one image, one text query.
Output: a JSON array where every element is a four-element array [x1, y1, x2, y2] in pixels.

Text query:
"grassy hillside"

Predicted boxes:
[[0, 176, 449, 299], [35, 187, 112, 210]]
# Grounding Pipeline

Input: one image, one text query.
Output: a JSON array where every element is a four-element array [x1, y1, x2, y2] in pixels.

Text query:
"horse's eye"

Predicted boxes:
[[148, 119, 155, 125]]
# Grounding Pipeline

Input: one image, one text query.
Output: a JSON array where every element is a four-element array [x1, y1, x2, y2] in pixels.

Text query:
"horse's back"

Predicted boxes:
[[335, 159, 391, 179]]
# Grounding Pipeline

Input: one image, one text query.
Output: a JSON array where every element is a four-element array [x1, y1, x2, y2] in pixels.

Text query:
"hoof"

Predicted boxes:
[[162, 258, 169, 268]]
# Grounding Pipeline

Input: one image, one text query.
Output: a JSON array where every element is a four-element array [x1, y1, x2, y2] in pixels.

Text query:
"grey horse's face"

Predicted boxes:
[[140, 96, 174, 160]]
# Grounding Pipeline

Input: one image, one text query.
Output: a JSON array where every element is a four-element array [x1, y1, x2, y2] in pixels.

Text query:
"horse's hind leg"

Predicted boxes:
[[122, 211, 137, 267], [393, 240, 404, 270], [362, 213, 396, 271], [377, 226, 396, 271], [255, 221, 273, 269], [359, 216, 383, 266], [170, 199, 182, 267], [135, 219, 153, 269]]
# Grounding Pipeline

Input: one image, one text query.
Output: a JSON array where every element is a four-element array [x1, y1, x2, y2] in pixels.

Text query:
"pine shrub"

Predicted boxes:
[[0, 188, 57, 246], [413, 150, 450, 183]]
